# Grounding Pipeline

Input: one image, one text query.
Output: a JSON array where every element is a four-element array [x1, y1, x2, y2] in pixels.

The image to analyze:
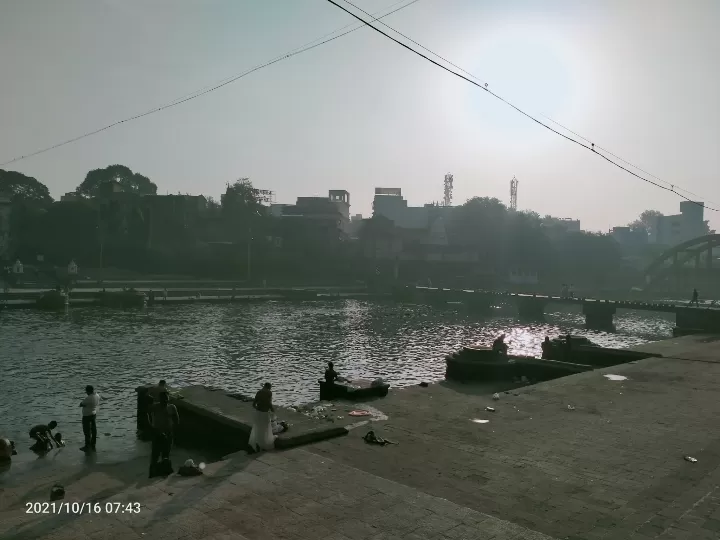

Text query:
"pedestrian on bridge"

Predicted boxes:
[[691, 289, 699, 307]]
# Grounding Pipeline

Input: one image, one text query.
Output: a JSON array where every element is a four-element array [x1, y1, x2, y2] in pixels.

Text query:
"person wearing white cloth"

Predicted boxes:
[[79, 385, 100, 452], [248, 383, 276, 452]]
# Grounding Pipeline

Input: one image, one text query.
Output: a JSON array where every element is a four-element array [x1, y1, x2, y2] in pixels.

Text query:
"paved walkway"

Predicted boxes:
[[3, 334, 720, 540], [0, 447, 550, 540], [310, 334, 720, 539]]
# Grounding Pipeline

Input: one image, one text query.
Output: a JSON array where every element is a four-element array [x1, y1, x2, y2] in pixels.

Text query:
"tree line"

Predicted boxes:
[[0, 165, 677, 289]]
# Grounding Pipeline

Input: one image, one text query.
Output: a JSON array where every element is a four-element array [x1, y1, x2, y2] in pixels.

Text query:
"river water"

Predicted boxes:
[[0, 299, 674, 468]]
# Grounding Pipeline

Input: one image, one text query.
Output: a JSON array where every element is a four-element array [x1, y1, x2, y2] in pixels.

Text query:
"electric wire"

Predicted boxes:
[[330, 0, 717, 212], [0, 0, 421, 167]]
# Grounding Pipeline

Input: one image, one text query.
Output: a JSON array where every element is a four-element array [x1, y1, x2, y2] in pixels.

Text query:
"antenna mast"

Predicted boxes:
[[510, 176, 518, 211], [443, 173, 454, 207]]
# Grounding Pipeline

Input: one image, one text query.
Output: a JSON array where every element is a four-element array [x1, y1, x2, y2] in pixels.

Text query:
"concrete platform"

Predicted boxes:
[[308, 334, 720, 539], [168, 386, 349, 452], [6, 335, 720, 539]]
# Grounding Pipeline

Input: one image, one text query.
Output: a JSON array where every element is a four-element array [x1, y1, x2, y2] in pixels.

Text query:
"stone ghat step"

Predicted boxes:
[[135, 384, 348, 453]]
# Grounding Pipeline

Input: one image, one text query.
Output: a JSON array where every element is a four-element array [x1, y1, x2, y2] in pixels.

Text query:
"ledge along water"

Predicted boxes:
[[398, 285, 720, 335], [136, 384, 349, 454], [445, 337, 662, 384], [1, 285, 389, 310]]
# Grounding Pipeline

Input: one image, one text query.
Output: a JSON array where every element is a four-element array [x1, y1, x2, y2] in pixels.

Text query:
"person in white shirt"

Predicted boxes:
[[79, 385, 100, 452]]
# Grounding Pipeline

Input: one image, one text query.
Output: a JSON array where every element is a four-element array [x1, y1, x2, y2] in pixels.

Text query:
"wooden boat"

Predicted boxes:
[[36, 290, 68, 310], [542, 335, 657, 368], [445, 346, 593, 382], [549, 335, 598, 348], [99, 289, 146, 308], [318, 379, 390, 401]]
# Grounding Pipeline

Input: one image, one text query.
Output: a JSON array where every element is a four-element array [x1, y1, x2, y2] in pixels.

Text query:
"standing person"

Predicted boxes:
[[691, 288, 699, 307], [541, 336, 552, 359], [248, 383, 276, 453], [79, 385, 100, 452], [149, 392, 179, 477]]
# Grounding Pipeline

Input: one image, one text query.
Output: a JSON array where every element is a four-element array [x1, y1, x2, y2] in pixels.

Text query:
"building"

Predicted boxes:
[[143, 194, 208, 249], [0, 193, 11, 261], [328, 190, 350, 232], [611, 226, 648, 247], [347, 214, 364, 239], [372, 188, 454, 230], [541, 217, 581, 240], [270, 204, 291, 218], [555, 218, 581, 233], [653, 201, 706, 246], [60, 192, 81, 202], [271, 193, 348, 248], [270, 190, 352, 241]]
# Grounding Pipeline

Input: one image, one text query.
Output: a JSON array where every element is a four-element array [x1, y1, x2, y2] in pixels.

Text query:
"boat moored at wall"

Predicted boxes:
[[445, 346, 594, 383]]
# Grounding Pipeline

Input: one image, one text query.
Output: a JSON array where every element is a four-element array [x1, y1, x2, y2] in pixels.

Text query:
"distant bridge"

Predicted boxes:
[[399, 286, 720, 334], [644, 234, 720, 292]]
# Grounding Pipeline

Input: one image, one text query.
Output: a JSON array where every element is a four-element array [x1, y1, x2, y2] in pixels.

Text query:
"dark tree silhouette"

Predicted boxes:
[[0, 169, 53, 205], [76, 165, 157, 198], [221, 178, 271, 239], [628, 209, 663, 237]]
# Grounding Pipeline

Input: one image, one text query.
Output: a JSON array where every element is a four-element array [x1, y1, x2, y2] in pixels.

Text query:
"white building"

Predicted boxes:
[[372, 188, 454, 230], [652, 201, 706, 246]]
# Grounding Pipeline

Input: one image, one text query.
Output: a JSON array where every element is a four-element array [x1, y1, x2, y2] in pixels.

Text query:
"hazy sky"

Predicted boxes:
[[1, 0, 719, 231]]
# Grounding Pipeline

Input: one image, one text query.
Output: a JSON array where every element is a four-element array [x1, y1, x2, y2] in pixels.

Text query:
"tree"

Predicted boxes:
[[447, 197, 508, 248], [629, 209, 663, 237], [554, 231, 623, 288], [221, 178, 271, 239], [76, 165, 157, 198], [0, 169, 53, 205]]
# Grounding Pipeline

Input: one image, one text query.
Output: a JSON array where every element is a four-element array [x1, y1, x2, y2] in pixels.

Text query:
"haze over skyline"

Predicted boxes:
[[1, 0, 719, 232]]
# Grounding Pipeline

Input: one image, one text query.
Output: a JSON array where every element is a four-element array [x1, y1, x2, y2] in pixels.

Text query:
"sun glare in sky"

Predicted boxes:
[[456, 21, 586, 146]]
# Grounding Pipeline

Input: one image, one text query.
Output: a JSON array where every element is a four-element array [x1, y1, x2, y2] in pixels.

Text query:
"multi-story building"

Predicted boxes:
[[653, 201, 706, 246], [611, 226, 648, 247], [372, 187, 454, 230], [270, 190, 352, 243]]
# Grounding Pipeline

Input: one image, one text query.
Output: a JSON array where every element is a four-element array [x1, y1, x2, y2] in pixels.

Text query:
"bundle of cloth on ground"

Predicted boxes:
[[363, 430, 396, 446]]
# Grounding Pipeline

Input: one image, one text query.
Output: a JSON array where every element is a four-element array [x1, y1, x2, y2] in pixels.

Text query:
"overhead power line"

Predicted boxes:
[[328, 0, 718, 213], [0, 0, 421, 167], [539, 114, 720, 206]]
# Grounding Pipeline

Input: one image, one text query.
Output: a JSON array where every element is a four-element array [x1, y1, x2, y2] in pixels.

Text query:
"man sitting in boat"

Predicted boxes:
[[325, 362, 342, 383], [492, 335, 509, 357], [541, 336, 552, 359]]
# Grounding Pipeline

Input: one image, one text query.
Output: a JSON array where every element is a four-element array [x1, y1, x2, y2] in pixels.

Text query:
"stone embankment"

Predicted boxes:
[[3, 335, 720, 539]]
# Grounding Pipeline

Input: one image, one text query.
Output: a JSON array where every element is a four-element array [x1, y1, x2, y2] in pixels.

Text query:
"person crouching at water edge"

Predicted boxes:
[[249, 383, 276, 453], [29, 421, 63, 453]]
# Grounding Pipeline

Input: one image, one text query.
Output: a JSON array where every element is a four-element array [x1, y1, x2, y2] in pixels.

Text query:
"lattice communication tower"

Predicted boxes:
[[443, 173, 454, 207], [510, 176, 518, 211]]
